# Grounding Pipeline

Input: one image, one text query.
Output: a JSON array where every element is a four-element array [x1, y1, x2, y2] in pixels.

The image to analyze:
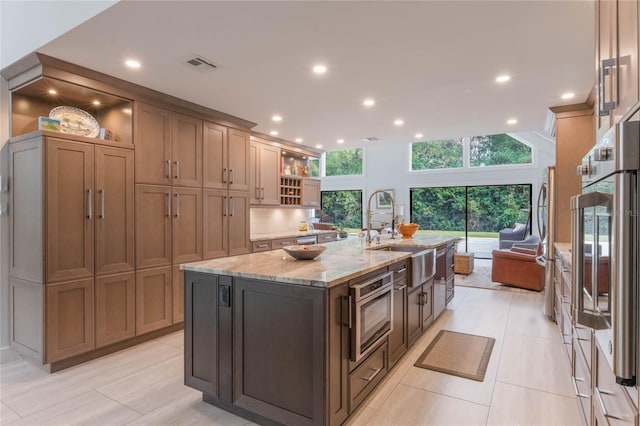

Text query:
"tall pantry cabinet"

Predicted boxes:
[[9, 133, 135, 363]]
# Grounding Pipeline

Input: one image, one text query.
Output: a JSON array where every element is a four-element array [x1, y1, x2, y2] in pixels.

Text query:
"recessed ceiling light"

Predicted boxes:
[[561, 92, 575, 100], [394, 119, 404, 126], [337, 139, 344, 144], [122, 108, 132, 115], [272, 115, 282, 122], [363, 99, 375, 107], [507, 118, 518, 125], [495, 75, 511, 83], [295, 138, 303, 143], [282, 151, 287, 155], [313, 64, 327, 74], [415, 133, 423, 139], [48, 89, 57, 95], [315, 144, 323, 149], [92, 100, 101, 106], [302, 156, 307, 159], [125, 59, 141, 69], [270, 130, 279, 136]]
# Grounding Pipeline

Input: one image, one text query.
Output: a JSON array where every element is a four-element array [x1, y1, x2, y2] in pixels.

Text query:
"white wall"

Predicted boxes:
[[0, 1, 118, 68], [320, 132, 556, 234]]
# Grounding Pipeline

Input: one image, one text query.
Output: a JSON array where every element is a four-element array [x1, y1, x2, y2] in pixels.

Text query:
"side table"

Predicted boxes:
[[454, 252, 474, 274]]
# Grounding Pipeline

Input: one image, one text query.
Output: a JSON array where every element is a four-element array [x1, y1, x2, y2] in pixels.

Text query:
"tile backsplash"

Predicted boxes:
[[250, 207, 314, 236]]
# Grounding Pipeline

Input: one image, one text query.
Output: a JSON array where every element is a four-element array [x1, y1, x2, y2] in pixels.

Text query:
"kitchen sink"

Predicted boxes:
[[372, 245, 435, 286]]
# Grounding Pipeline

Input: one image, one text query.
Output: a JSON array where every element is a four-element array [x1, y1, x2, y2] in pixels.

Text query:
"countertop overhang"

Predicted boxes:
[[181, 235, 457, 288]]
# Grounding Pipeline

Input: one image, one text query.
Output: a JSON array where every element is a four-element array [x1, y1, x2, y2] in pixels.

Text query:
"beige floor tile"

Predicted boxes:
[[506, 293, 560, 341], [437, 303, 510, 339], [344, 404, 378, 426], [2, 341, 182, 416], [6, 390, 141, 425], [127, 391, 250, 426], [487, 382, 582, 426], [371, 383, 489, 425], [155, 331, 184, 349], [1, 402, 21, 423], [400, 338, 503, 406], [96, 355, 192, 415], [497, 333, 574, 396]]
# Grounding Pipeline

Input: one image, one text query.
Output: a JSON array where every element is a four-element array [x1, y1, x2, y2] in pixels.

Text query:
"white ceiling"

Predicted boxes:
[[37, 1, 595, 151]]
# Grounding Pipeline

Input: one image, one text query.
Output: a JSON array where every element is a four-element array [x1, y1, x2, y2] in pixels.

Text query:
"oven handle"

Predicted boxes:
[[571, 192, 612, 330], [351, 272, 393, 302]]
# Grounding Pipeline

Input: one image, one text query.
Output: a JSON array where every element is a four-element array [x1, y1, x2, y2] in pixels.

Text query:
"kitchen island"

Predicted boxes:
[[181, 235, 457, 426]]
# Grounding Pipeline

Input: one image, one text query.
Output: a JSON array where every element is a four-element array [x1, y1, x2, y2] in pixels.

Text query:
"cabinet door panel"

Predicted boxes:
[[259, 144, 281, 206], [227, 128, 250, 192], [203, 190, 228, 259], [95, 146, 134, 276], [45, 278, 95, 362], [171, 112, 202, 187], [389, 282, 407, 366], [328, 285, 349, 426], [407, 286, 422, 345], [95, 272, 135, 347], [203, 121, 227, 190], [135, 185, 171, 268], [614, 0, 639, 123], [228, 191, 250, 257], [172, 265, 184, 324], [249, 142, 260, 204], [136, 267, 172, 335], [135, 103, 171, 185], [46, 138, 94, 283], [301, 179, 321, 208], [172, 187, 203, 263]]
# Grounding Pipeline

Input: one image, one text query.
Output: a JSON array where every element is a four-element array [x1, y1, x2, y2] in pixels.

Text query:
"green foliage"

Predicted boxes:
[[325, 149, 363, 176], [320, 190, 362, 229], [469, 134, 532, 167], [411, 139, 463, 170], [308, 158, 320, 177], [410, 184, 531, 233]]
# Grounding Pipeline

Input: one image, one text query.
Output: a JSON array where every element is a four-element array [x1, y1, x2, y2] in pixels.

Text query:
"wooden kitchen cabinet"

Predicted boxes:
[[95, 272, 135, 348], [46, 138, 94, 283], [136, 266, 172, 335], [135, 103, 172, 185], [407, 280, 434, 345], [388, 260, 408, 367], [171, 112, 203, 187], [135, 185, 172, 269], [328, 283, 350, 426], [203, 190, 251, 259], [45, 278, 95, 363], [94, 146, 135, 276], [171, 187, 203, 264], [595, 0, 639, 136], [203, 122, 249, 191], [249, 140, 281, 205], [302, 178, 321, 208], [172, 265, 184, 324]]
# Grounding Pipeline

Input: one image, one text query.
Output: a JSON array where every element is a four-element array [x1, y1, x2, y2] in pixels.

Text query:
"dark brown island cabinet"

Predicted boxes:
[[183, 240, 455, 426]]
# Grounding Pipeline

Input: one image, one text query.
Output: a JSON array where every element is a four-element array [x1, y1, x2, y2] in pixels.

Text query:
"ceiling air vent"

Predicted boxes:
[[361, 136, 379, 142], [184, 55, 221, 72]]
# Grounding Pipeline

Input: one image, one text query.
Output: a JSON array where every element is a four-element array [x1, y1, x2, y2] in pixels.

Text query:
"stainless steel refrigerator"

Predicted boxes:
[[538, 166, 556, 318]]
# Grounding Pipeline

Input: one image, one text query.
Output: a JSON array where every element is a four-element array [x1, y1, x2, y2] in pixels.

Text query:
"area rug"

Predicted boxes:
[[414, 330, 495, 382], [455, 260, 530, 293]]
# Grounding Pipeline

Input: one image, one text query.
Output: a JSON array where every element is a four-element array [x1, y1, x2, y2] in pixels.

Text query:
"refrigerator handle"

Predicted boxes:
[[613, 172, 637, 386], [536, 183, 546, 241]]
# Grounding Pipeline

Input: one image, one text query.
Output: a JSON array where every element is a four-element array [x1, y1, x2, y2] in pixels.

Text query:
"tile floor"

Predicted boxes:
[[0, 286, 582, 426]]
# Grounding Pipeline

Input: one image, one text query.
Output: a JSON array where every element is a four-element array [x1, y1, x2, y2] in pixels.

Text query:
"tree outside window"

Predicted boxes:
[[325, 148, 363, 176], [320, 190, 362, 230], [469, 134, 532, 167], [411, 139, 463, 171]]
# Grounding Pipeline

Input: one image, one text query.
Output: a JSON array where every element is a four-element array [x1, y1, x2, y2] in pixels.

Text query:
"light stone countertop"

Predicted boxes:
[[250, 229, 337, 241], [181, 234, 457, 288], [554, 242, 571, 267]]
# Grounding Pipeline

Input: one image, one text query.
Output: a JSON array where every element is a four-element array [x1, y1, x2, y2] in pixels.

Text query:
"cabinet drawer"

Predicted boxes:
[[574, 324, 593, 369], [573, 343, 592, 425], [560, 303, 572, 360], [251, 240, 272, 252], [389, 260, 408, 281], [594, 344, 638, 426], [445, 276, 454, 304], [270, 237, 297, 248], [349, 342, 387, 412], [317, 232, 338, 243]]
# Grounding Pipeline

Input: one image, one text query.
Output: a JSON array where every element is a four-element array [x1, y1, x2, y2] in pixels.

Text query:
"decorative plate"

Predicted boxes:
[[49, 106, 100, 138]]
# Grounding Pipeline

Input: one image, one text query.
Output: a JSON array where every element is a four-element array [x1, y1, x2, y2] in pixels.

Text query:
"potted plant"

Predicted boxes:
[[337, 223, 348, 239]]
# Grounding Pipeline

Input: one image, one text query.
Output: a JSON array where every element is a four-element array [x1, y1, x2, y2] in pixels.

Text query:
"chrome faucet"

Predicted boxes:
[[366, 190, 396, 244]]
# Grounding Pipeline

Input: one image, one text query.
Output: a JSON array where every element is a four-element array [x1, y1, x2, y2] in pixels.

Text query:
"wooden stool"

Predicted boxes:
[[454, 252, 474, 275]]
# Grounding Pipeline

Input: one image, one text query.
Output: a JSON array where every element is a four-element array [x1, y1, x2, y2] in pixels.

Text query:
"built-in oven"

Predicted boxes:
[[350, 271, 393, 362], [572, 118, 639, 386]]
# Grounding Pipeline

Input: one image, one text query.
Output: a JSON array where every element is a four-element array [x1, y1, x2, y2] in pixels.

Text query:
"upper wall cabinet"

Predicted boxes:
[[10, 77, 133, 144], [596, 0, 639, 137], [134, 103, 203, 187], [203, 121, 250, 192]]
